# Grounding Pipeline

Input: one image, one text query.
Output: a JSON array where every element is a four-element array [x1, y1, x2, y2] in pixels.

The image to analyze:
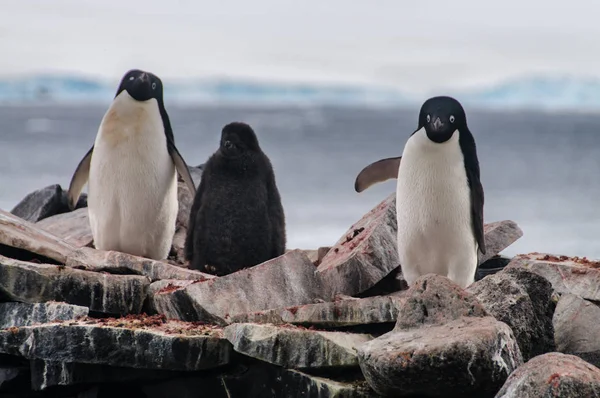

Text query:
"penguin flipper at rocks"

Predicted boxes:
[[67, 145, 94, 211], [354, 156, 401, 192], [161, 108, 196, 194], [465, 153, 486, 255]]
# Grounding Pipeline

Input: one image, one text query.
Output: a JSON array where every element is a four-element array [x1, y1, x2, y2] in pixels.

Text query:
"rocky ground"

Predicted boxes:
[[1, 167, 600, 397]]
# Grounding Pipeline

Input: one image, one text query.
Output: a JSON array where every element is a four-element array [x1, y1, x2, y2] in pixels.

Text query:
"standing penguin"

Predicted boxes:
[[185, 122, 286, 275], [67, 69, 196, 260], [354, 96, 485, 288]]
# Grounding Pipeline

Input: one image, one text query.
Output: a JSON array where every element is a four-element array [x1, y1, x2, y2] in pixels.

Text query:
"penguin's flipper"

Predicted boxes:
[[67, 146, 94, 211], [168, 144, 196, 194], [354, 156, 401, 193], [467, 166, 486, 255]]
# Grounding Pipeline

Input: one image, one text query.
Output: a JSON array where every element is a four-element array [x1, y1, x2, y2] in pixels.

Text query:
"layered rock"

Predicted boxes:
[[0, 302, 88, 329], [496, 352, 600, 398], [66, 247, 213, 282], [316, 193, 399, 298], [508, 252, 600, 301], [0, 316, 230, 371], [0, 210, 74, 263], [231, 294, 404, 328], [0, 254, 148, 315], [225, 323, 373, 369], [36, 208, 92, 248], [150, 250, 327, 325], [479, 220, 523, 264]]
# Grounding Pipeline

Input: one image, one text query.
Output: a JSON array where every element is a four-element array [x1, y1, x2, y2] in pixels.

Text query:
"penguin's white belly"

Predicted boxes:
[[87, 95, 178, 260], [396, 129, 477, 288]]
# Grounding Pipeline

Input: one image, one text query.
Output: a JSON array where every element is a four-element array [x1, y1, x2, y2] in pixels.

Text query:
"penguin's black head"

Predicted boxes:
[[116, 69, 164, 102], [418, 96, 467, 143], [219, 122, 260, 158]]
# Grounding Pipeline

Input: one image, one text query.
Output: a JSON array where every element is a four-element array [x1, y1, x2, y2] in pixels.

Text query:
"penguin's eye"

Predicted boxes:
[[426, 114, 431, 123], [449, 115, 455, 123], [152, 83, 157, 90], [129, 76, 135, 81]]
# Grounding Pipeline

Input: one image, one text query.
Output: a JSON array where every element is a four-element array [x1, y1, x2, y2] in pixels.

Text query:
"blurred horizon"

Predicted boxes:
[[2, 1, 599, 94]]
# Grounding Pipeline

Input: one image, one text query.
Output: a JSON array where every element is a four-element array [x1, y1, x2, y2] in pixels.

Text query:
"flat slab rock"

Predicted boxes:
[[36, 208, 93, 248], [0, 254, 148, 315], [554, 293, 600, 367], [467, 267, 556, 361], [0, 302, 88, 329], [66, 247, 214, 282], [0, 209, 75, 264], [317, 193, 399, 298], [231, 294, 404, 328], [357, 316, 523, 398], [479, 220, 523, 264], [224, 323, 373, 369], [0, 315, 230, 371], [151, 250, 328, 325], [508, 252, 600, 301], [496, 352, 600, 398]]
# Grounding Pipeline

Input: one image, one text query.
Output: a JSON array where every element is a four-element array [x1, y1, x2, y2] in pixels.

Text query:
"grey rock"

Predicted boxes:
[[0, 317, 230, 371], [277, 369, 378, 398], [0, 302, 89, 329], [394, 274, 489, 330], [151, 250, 327, 325], [231, 294, 404, 328], [358, 316, 523, 398], [224, 323, 373, 369], [317, 193, 399, 298], [10, 184, 63, 223], [29, 360, 178, 391], [495, 352, 600, 398], [467, 267, 556, 360], [0, 254, 149, 315], [0, 209, 75, 264], [65, 247, 214, 282], [300, 246, 331, 266], [479, 220, 523, 264], [507, 253, 600, 301], [145, 279, 197, 315], [554, 293, 600, 367], [36, 208, 93, 248]]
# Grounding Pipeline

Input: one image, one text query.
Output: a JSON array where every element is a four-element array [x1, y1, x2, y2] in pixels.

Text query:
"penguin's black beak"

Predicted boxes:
[[126, 72, 153, 101], [429, 116, 444, 133]]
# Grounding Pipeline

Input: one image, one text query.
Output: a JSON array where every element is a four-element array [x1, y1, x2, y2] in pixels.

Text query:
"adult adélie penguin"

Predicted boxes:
[[354, 96, 485, 288], [66, 69, 196, 260]]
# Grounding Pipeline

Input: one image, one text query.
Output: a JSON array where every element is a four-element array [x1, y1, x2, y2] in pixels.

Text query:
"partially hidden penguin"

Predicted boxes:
[[66, 69, 196, 260], [184, 122, 286, 276], [354, 96, 485, 288]]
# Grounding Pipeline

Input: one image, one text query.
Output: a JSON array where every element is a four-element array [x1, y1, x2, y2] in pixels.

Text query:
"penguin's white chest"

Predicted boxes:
[[395, 128, 477, 288], [87, 93, 178, 260]]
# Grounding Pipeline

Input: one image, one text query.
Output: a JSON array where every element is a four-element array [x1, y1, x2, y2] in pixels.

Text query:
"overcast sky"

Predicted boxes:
[[0, 0, 597, 93]]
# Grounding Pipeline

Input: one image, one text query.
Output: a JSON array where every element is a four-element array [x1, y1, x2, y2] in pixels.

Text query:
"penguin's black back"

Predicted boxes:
[[184, 122, 286, 275]]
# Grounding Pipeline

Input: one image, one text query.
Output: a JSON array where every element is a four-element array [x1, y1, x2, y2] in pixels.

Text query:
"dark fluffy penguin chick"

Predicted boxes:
[[184, 122, 286, 275]]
